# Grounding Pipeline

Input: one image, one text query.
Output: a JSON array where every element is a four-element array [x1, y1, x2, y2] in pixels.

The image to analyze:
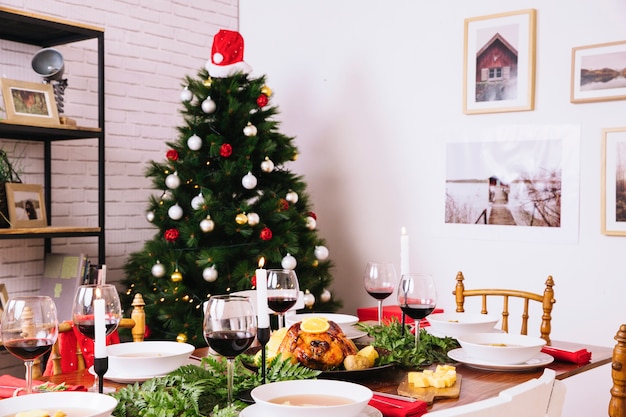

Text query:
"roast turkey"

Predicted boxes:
[[276, 320, 358, 370]]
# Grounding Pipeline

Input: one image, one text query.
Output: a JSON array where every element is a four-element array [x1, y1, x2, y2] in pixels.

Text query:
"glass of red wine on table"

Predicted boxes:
[[72, 284, 121, 393], [363, 261, 398, 325], [203, 295, 257, 406], [398, 273, 438, 348], [266, 269, 299, 329], [1, 296, 58, 395]]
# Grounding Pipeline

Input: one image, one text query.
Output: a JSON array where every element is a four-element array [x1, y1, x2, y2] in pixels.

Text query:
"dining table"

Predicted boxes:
[[35, 339, 612, 413]]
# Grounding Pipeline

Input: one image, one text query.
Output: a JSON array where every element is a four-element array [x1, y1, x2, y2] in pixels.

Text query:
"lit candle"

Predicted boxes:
[[256, 257, 270, 328], [94, 287, 107, 358], [400, 226, 410, 276]]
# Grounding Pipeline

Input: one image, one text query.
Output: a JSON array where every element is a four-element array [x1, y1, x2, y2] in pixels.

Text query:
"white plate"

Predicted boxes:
[[240, 404, 382, 417], [426, 326, 504, 339], [345, 325, 368, 340], [447, 348, 554, 371], [89, 365, 166, 383], [1, 392, 117, 417]]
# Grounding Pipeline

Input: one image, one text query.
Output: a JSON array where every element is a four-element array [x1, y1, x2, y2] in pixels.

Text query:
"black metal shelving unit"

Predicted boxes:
[[0, 7, 105, 264]]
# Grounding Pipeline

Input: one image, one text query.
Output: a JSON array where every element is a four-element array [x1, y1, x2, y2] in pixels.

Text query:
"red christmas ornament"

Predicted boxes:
[[256, 94, 269, 107], [164, 228, 180, 242], [279, 198, 289, 211], [166, 149, 179, 161], [220, 143, 233, 157], [307, 211, 317, 220], [251, 275, 257, 287], [260, 227, 273, 241]]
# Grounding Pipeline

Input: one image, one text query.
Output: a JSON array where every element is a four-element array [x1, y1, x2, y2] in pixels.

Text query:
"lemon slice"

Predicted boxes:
[[300, 317, 330, 333]]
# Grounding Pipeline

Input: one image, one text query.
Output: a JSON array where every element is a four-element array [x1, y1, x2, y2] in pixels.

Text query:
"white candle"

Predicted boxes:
[[94, 288, 107, 358], [256, 258, 270, 328], [400, 226, 410, 276]]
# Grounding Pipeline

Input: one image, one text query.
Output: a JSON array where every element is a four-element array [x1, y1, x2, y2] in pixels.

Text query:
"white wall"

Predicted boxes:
[[240, 1, 624, 414]]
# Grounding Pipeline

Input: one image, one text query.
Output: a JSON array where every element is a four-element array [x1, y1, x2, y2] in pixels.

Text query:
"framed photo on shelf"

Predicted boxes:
[[571, 40, 626, 103], [5, 183, 47, 228], [0, 78, 60, 127], [463, 9, 537, 114], [601, 127, 626, 236]]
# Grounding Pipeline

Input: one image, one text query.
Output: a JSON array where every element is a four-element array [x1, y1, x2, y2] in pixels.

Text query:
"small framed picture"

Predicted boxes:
[[0, 283, 8, 317], [0, 78, 61, 127], [463, 9, 537, 114], [5, 183, 47, 228], [571, 40, 626, 103], [601, 127, 626, 236]]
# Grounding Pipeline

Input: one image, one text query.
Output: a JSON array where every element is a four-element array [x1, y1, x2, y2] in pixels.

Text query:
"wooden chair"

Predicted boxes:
[[610, 324, 626, 417], [453, 271, 556, 344], [34, 293, 146, 378], [427, 368, 560, 417]]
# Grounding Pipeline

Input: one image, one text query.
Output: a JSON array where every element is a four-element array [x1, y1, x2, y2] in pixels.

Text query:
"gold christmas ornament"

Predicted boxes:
[[203, 77, 213, 87], [171, 268, 183, 282], [260, 85, 272, 96], [176, 333, 188, 343], [235, 213, 248, 224], [292, 152, 299, 161]]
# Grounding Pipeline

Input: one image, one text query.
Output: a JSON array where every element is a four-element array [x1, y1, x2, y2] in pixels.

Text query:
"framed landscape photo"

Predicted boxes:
[[601, 127, 626, 236], [571, 40, 626, 103], [5, 183, 47, 228], [0, 78, 61, 127], [463, 9, 537, 114]]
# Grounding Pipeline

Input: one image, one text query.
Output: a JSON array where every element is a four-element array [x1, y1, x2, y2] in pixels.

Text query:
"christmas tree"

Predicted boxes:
[[122, 30, 338, 346]]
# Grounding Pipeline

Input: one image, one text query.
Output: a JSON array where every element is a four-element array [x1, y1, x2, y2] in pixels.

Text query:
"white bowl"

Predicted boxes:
[[457, 333, 546, 365], [1, 392, 117, 417], [428, 312, 499, 338], [251, 379, 372, 417], [107, 341, 195, 378], [285, 313, 359, 334]]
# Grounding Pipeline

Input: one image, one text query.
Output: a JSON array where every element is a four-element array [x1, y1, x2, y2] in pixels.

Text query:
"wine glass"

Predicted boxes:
[[397, 273, 438, 348], [72, 284, 121, 393], [266, 269, 299, 329], [203, 295, 256, 406], [363, 262, 398, 324], [1, 296, 58, 394]]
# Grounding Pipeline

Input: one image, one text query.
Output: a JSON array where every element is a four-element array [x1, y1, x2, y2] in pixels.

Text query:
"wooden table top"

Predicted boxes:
[[37, 340, 612, 412]]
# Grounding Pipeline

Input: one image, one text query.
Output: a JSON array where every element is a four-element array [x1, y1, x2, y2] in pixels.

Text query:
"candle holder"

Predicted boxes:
[[93, 356, 108, 394], [257, 326, 271, 384]]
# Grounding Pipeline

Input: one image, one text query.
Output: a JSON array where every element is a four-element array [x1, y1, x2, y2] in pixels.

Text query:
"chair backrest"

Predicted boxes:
[[40, 293, 146, 377], [453, 271, 556, 343], [610, 324, 626, 417], [427, 369, 559, 417]]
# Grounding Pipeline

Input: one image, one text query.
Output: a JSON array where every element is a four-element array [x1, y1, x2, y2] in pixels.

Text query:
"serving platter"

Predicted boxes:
[[240, 404, 382, 417], [89, 365, 166, 383], [447, 348, 554, 371]]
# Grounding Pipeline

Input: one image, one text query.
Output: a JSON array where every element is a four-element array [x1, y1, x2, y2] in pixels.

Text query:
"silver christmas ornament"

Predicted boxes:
[[306, 216, 317, 230], [285, 190, 299, 203], [165, 172, 181, 189], [191, 192, 205, 210], [203, 266, 218, 282], [247, 212, 260, 226], [314, 245, 329, 261], [260, 157, 274, 173], [303, 291, 315, 308], [320, 288, 332, 303], [187, 134, 202, 151], [243, 123, 257, 137], [242, 172, 257, 189], [146, 211, 155, 222], [200, 216, 215, 232], [151, 261, 165, 278], [201, 97, 216, 113], [180, 87, 193, 102], [168, 203, 183, 220], [281, 253, 297, 270]]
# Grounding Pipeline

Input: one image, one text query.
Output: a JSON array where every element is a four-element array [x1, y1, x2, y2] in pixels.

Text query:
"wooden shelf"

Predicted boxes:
[[0, 121, 101, 141], [0, 226, 101, 239]]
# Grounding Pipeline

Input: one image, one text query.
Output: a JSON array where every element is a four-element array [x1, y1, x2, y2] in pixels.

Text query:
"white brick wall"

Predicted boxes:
[[0, 0, 238, 296]]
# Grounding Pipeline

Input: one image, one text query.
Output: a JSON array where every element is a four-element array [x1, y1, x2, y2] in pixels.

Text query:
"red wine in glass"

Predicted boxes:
[[397, 273, 438, 348], [75, 317, 119, 339], [205, 330, 255, 358], [400, 303, 436, 320], [363, 262, 398, 324], [267, 296, 298, 313], [366, 289, 394, 300], [4, 338, 55, 360]]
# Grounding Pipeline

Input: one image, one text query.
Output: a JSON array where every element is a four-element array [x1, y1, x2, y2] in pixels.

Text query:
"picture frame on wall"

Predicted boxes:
[[0, 283, 8, 317], [571, 40, 626, 104], [601, 127, 626, 236], [0, 78, 61, 127], [5, 183, 47, 228], [463, 9, 537, 114]]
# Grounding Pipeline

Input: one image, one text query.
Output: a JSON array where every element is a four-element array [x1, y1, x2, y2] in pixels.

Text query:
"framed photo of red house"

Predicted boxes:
[[601, 127, 626, 236], [463, 9, 537, 114], [571, 40, 626, 104]]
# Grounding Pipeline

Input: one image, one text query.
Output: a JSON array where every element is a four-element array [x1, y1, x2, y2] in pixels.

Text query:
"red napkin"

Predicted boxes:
[[0, 374, 87, 398], [369, 394, 428, 417], [541, 345, 592, 364]]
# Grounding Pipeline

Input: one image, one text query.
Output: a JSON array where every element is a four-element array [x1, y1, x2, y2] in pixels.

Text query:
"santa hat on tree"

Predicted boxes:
[[205, 29, 252, 78]]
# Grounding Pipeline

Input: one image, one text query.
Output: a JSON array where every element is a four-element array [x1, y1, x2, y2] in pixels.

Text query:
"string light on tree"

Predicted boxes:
[[281, 253, 297, 270], [187, 134, 202, 151], [161, 190, 173, 201]]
